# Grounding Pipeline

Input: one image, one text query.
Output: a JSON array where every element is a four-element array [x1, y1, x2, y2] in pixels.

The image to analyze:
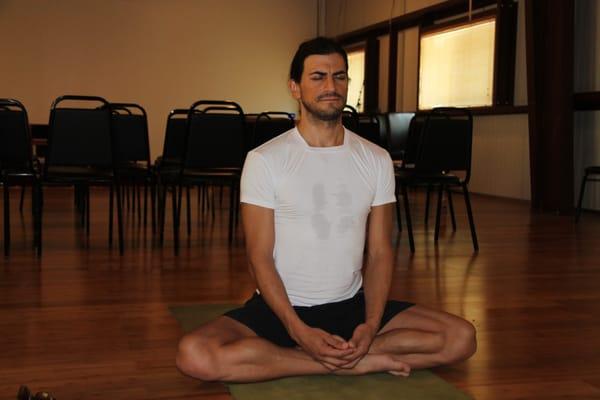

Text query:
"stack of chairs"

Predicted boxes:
[[394, 108, 478, 252], [110, 103, 155, 237], [156, 109, 190, 246], [43, 95, 125, 254], [0, 99, 42, 256], [157, 100, 247, 253]]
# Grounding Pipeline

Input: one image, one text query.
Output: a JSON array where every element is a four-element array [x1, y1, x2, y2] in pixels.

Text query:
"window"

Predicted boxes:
[[347, 48, 365, 112], [418, 18, 496, 109]]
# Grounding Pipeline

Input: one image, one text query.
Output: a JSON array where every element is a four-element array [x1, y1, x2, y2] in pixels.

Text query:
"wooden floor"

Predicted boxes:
[[1, 186, 600, 400]]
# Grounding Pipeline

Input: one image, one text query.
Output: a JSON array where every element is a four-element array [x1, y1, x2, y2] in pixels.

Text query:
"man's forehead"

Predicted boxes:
[[303, 53, 346, 72]]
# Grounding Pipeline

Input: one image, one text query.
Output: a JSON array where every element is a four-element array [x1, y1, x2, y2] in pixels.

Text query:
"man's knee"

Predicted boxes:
[[176, 334, 224, 381], [442, 319, 477, 364]]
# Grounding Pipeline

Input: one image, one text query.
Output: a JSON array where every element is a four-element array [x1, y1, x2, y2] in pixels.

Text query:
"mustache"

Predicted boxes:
[[317, 92, 343, 100]]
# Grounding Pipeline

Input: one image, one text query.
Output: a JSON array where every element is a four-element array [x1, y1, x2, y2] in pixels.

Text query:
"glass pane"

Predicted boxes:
[[419, 19, 496, 109]]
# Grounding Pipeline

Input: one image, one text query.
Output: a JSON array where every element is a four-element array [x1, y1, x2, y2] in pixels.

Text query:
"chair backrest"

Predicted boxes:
[[402, 113, 427, 166], [110, 103, 150, 166], [356, 114, 381, 145], [252, 111, 295, 149], [342, 104, 359, 132], [415, 107, 473, 182], [387, 112, 415, 161], [161, 109, 189, 163], [184, 100, 246, 170], [46, 95, 113, 169], [0, 99, 34, 172], [374, 114, 390, 150]]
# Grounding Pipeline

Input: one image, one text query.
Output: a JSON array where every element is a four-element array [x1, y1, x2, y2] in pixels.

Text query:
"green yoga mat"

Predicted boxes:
[[170, 304, 472, 400]]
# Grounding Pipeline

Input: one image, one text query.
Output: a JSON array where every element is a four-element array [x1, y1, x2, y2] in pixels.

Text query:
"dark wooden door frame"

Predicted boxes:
[[525, 0, 574, 213]]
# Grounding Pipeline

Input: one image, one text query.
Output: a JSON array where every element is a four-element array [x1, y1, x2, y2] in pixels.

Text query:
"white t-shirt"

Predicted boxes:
[[240, 127, 396, 306]]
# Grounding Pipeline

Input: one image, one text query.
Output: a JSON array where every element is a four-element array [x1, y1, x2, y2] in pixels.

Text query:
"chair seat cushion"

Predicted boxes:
[[118, 164, 152, 180], [179, 168, 240, 184], [1, 170, 38, 185], [395, 169, 461, 184], [45, 166, 113, 182]]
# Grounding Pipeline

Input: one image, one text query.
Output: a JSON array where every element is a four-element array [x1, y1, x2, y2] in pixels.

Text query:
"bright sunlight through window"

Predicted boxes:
[[419, 18, 496, 109], [347, 49, 365, 112]]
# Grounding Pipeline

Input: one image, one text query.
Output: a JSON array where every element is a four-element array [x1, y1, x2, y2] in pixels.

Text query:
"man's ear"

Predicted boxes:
[[289, 79, 301, 100]]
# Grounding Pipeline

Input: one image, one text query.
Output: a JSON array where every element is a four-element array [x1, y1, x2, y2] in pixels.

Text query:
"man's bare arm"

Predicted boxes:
[[362, 203, 395, 331], [241, 203, 353, 368]]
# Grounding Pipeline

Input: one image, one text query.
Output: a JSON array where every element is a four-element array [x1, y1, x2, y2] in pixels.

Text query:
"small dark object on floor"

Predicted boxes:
[[17, 386, 56, 400]]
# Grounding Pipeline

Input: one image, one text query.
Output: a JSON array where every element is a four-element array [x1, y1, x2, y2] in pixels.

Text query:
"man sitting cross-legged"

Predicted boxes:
[[175, 36, 476, 383]]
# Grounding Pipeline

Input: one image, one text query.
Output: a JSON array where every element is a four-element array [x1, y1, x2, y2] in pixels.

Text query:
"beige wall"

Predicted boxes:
[[0, 0, 317, 159], [324, 0, 531, 200]]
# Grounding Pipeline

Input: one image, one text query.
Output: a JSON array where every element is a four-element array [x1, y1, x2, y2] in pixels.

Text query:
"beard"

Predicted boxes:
[[300, 97, 345, 122]]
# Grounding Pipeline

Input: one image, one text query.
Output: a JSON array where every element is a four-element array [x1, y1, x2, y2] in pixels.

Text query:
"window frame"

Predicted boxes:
[[417, 10, 498, 111], [335, 0, 520, 116]]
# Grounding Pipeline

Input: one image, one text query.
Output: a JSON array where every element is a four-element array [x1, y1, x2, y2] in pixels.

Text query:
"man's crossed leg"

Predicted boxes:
[[175, 300, 476, 383]]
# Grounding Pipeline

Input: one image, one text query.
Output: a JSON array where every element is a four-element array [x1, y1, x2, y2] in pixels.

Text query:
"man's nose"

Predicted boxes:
[[323, 75, 336, 91]]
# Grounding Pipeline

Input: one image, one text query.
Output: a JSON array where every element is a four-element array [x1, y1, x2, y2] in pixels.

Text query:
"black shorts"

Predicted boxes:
[[224, 290, 414, 347]]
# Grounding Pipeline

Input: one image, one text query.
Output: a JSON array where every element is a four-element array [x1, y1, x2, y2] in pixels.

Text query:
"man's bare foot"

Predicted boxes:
[[332, 353, 411, 377]]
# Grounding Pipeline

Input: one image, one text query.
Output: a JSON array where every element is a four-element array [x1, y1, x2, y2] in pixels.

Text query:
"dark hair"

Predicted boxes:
[[289, 37, 348, 82]]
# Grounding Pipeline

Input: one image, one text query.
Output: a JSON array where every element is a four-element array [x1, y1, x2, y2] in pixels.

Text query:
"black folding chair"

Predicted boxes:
[[251, 111, 295, 149], [161, 100, 246, 252], [387, 112, 415, 168], [395, 108, 478, 252], [342, 105, 359, 132], [575, 166, 600, 222], [0, 99, 42, 256], [110, 103, 155, 235], [356, 113, 381, 145], [155, 109, 190, 245], [43, 95, 124, 254]]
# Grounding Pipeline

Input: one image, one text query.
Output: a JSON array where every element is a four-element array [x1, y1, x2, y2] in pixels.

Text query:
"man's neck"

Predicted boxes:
[[296, 114, 345, 148]]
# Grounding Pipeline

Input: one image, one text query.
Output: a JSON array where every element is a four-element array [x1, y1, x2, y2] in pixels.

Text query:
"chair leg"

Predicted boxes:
[[35, 184, 43, 257], [434, 184, 443, 242], [198, 184, 204, 216], [425, 184, 432, 225], [86, 186, 91, 237], [394, 191, 403, 232], [19, 185, 25, 214], [196, 185, 202, 214], [79, 185, 86, 229], [4, 183, 10, 256], [228, 182, 235, 242], [158, 183, 167, 246], [150, 181, 156, 234], [131, 184, 136, 215], [235, 182, 241, 226], [186, 186, 191, 236], [76, 185, 85, 228], [173, 185, 181, 254], [211, 185, 216, 218], [462, 183, 479, 252], [109, 185, 114, 246], [143, 183, 148, 229], [30, 186, 36, 249], [138, 185, 143, 224], [115, 183, 125, 255], [447, 187, 456, 231], [203, 185, 209, 216], [401, 184, 415, 253], [575, 173, 588, 223]]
